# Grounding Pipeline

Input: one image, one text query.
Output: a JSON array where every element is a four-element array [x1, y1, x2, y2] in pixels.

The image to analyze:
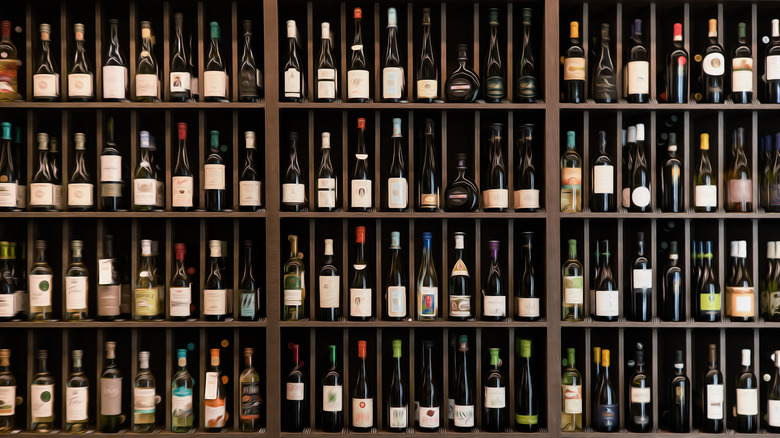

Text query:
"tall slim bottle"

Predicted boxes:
[[387, 118, 408, 211], [172, 123, 194, 211], [316, 132, 337, 212], [700, 19, 725, 103], [666, 23, 688, 103], [735, 348, 758, 433], [669, 350, 690, 432], [453, 336, 473, 431], [349, 226, 372, 320], [731, 22, 753, 103], [68, 24, 93, 101], [560, 131, 582, 212], [171, 349, 194, 432], [416, 232, 438, 320], [562, 239, 584, 321], [767, 20, 780, 103], [563, 22, 585, 103], [694, 133, 717, 212], [29, 240, 53, 321], [65, 240, 89, 320], [204, 349, 227, 432], [418, 119, 439, 211], [30, 350, 54, 432], [135, 22, 159, 102], [238, 241, 260, 321], [352, 340, 373, 431], [315, 22, 337, 102], [321, 345, 342, 432], [515, 9, 537, 102], [483, 240, 506, 321], [417, 341, 439, 431], [282, 21, 303, 102], [350, 119, 371, 211], [592, 24, 617, 103], [133, 351, 157, 433], [283, 235, 305, 321], [240, 348, 262, 432], [239, 20, 261, 102], [385, 231, 406, 321], [594, 349, 617, 432], [100, 342, 123, 432], [204, 22, 228, 102], [515, 339, 537, 431], [382, 8, 404, 102], [701, 344, 724, 433], [483, 9, 505, 102], [318, 239, 340, 321], [727, 127, 752, 212], [103, 19, 127, 101], [285, 343, 305, 432], [65, 350, 89, 433], [561, 348, 582, 431], [170, 14, 191, 102], [0, 349, 16, 432], [449, 232, 471, 321], [347, 8, 369, 102], [387, 339, 408, 432], [33, 24, 59, 102], [416, 9, 437, 102]]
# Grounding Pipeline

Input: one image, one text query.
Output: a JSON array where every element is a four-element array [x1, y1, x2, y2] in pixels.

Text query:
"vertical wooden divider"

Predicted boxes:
[[60, 219, 68, 320], [374, 111, 381, 210], [198, 110, 206, 209], [60, 329, 68, 431], [198, 327, 206, 431], [440, 111, 448, 198], [751, 111, 759, 212], [341, 220, 348, 316], [582, 111, 590, 210], [474, 218, 482, 318], [198, 219, 206, 320], [650, 111, 658, 211], [506, 113, 514, 212], [683, 218, 692, 322], [683, 3, 690, 104], [406, 3, 413, 102], [439, 3, 446, 102], [308, 220, 315, 320], [581, 2, 589, 101], [506, 4, 514, 104], [60, 0, 68, 103], [683, 111, 691, 212], [340, 2, 347, 103], [341, 326, 350, 429], [474, 326, 483, 429], [306, 2, 314, 103], [441, 219, 448, 322], [232, 110, 239, 211], [407, 112, 415, 211], [650, 219, 658, 321], [473, 111, 481, 207], [375, 326, 383, 430], [649, 2, 657, 102], [752, 219, 759, 318], [375, 219, 383, 321], [307, 328, 315, 430], [26, 330, 33, 431], [651, 328, 659, 431], [408, 327, 415, 431], [374, 1, 381, 102], [406, 219, 414, 319], [583, 219, 591, 317], [615, 3, 623, 102], [751, 3, 758, 103], [128, 0, 137, 100], [616, 220, 624, 320], [507, 327, 516, 432], [307, 110, 315, 211], [507, 219, 515, 319], [197, 1, 205, 99], [25, 2, 33, 102], [341, 112, 348, 210], [130, 218, 138, 320], [130, 328, 138, 430], [231, 1, 239, 102], [717, 111, 725, 212], [95, 0, 103, 101], [617, 327, 625, 430], [163, 1, 171, 102], [164, 328, 172, 431], [232, 219, 239, 318], [473, 3, 480, 78], [95, 329, 104, 431], [61, 111, 70, 211], [165, 111, 173, 211]]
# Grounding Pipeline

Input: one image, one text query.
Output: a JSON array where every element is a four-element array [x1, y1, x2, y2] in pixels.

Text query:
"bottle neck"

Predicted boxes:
[[245, 354, 253, 369], [37, 357, 48, 373]]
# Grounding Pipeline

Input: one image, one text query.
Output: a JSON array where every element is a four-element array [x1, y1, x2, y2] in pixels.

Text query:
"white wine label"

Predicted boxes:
[[284, 69, 301, 97], [317, 178, 336, 208], [33, 73, 59, 97], [736, 388, 758, 416], [347, 70, 370, 100], [769, 56, 780, 81], [593, 166, 614, 194], [389, 406, 407, 428], [418, 406, 439, 428], [204, 164, 226, 190], [0, 295, 14, 317], [514, 189, 540, 209], [417, 79, 438, 98], [169, 286, 191, 317], [98, 259, 114, 285], [172, 176, 194, 207], [706, 384, 724, 420], [103, 65, 127, 99], [563, 57, 586, 81], [729, 179, 752, 203], [29, 182, 54, 206], [203, 289, 227, 315], [770, 399, 780, 426], [627, 61, 649, 95], [484, 386, 506, 408], [482, 295, 506, 317], [449, 295, 471, 317], [240, 180, 262, 207], [31, 384, 54, 417], [68, 183, 93, 207], [0, 386, 15, 415], [170, 72, 191, 93], [68, 73, 93, 98], [205, 372, 219, 400], [135, 74, 158, 98], [319, 276, 340, 308], [322, 384, 342, 412], [133, 178, 156, 206], [383, 67, 403, 99], [350, 288, 372, 317], [204, 404, 226, 426], [100, 155, 122, 182], [0, 183, 17, 208], [632, 269, 653, 290], [596, 290, 619, 317], [563, 384, 582, 414], [203, 71, 227, 98], [286, 382, 304, 401], [563, 276, 584, 305], [65, 276, 88, 309], [631, 186, 651, 208], [388, 286, 406, 317], [483, 189, 508, 209], [29, 274, 53, 307], [134, 387, 156, 414], [317, 69, 336, 99], [695, 185, 717, 208], [703, 53, 725, 76], [630, 387, 651, 404], [64, 388, 89, 421], [388, 177, 408, 209], [100, 377, 122, 415], [517, 297, 540, 318], [732, 58, 753, 92], [453, 404, 474, 427], [282, 183, 305, 203], [353, 398, 374, 427], [283, 289, 303, 306], [351, 179, 372, 208]]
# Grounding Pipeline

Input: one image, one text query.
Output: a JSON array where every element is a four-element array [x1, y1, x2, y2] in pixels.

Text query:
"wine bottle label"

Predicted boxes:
[[203, 372, 220, 400], [630, 387, 651, 403], [317, 178, 336, 208], [103, 65, 127, 99], [449, 295, 471, 318], [350, 288, 372, 317], [240, 291, 256, 318], [596, 404, 618, 429], [451, 259, 469, 276], [204, 164, 226, 190], [16, 184, 25, 209], [347, 70, 370, 100], [286, 382, 304, 401], [453, 404, 474, 427], [240, 180, 262, 207], [728, 179, 752, 204], [562, 384, 582, 414], [134, 288, 159, 316], [389, 406, 407, 428], [170, 72, 191, 93], [632, 269, 653, 290], [418, 286, 437, 317], [283, 289, 303, 306], [563, 57, 586, 81], [153, 179, 163, 208], [593, 166, 614, 194], [98, 259, 114, 285], [514, 189, 540, 209], [33, 73, 59, 97], [203, 71, 227, 98], [191, 77, 199, 97], [516, 413, 538, 425], [12, 288, 23, 315], [771, 184, 780, 207], [240, 382, 262, 419], [387, 286, 406, 317], [319, 275, 340, 308], [0, 294, 14, 317], [631, 186, 651, 208], [133, 387, 156, 415], [170, 286, 192, 317], [67, 183, 93, 207], [703, 53, 725, 76], [31, 384, 54, 417], [29, 274, 53, 307], [563, 276, 584, 305], [29, 182, 54, 206], [322, 384, 342, 412], [517, 297, 540, 317], [100, 155, 122, 182], [699, 292, 721, 311], [737, 388, 758, 415], [418, 406, 439, 428], [172, 387, 193, 420], [204, 289, 227, 315], [483, 189, 508, 209], [482, 295, 506, 317], [351, 179, 372, 208], [68, 73, 93, 98], [54, 184, 63, 210], [172, 176, 194, 207], [627, 61, 649, 95], [0, 182, 17, 207], [695, 185, 717, 207], [135, 74, 158, 97], [98, 284, 121, 317], [388, 177, 408, 209], [317, 69, 336, 99], [485, 75, 505, 100], [65, 276, 88, 310], [595, 290, 619, 317], [770, 400, 780, 426], [0, 386, 15, 415], [732, 58, 753, 92], [726, 286, 754, 317], [517, 75, 537, 100], [205, 403, 226, 426], [706, 384, 724, 419], [561, 168, 582, 187], [484, 386, 506, 408], [383, 67, 403, 99], [769, 56, 780, 81], [100, 377, 123, 415], [353, 398, 373, 427], [420, 193, 438, 209], [284, 69, 301, 97], [282, 183, 305, 203], [134, 178, 156, 206], [417, 79, 438, 99]]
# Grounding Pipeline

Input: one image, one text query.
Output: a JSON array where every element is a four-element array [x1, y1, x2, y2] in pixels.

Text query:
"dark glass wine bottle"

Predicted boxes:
[[283, 235, 305, 321], [239, 20, 261, 102], [385, 231, 406, 321], [387, 118, 408, 211], [516, 232, 539, 321], [515, 124, 539, 211], [594, 240, 618, 321], [445, 153, 478, 211], [561, 347, 583, 431], [732, 22, 753, 103], [767, 350, 780, 432], [563, 21, 585, 103], [695, 241, 721, 322], [100, 117, 123, 211], [629, 232, 651, 322], [387, 339, 408, 432], [68, 23, 93, 101], [515, 339, 537, 432], [135, 22, 159, 102], [591, 130, 615, 212], [669, 350, 690, 432], [318, 238, 340, 321], [417, 341, 439, 432], [626, 19, 649, 103], [33, 24, 59, 102], [483, 123, 508, 211], [416, 9, 437, 102], [448, 232, 471, 320], [560, 131, 582, 212], [321, 345, 343, 432], [350, 118, 371, 211], [628, 343, 651, 432], [701, 344, 724, 432], [103, 19, 127, 101], [700, 19, 724, 104], [592, 23, 616, 103], [726, 240, 755, 322], [662, 241, 684, 321], [315, 22, 337, 102], [29, 133, 54, 211], [239, 131, 261, 211], [594, 349, 618, 432], [316, 132, 337, 212], [67, 132, 92, 211], [348, 8, 369, 102], [283, 20, 303, 102], [352, 340, 373, 431], [484, 347, 507, 432], [562, 239, 584, 321], [445, 45, 479, 102], [661, 132, 683, 212], [171, 123, 193, 211], [515, 9, 536, 102], [483, 9, 505, 102], [97, 235, 121, 320], [727, 127, 752, 212], [735, 348, 758, 433], [630, 123, 651, 212], [453, 335, 473, 431], [483, 240, 506, 321], [767, 19, 780, 103], [204, 130, 226, 211], [349, 226, 372, 321], [694, 133, 717, 212], [382, 8, 404, 102], [170, 13, 191, 102], [285, 343, 305, 432], [204, 21, 227, 102], [167, 243, 191, 321], [238, 241, 259, 321], [282, 132, 305, 211], [418, 119, 439, 211], [666, 23, 688, 103], [203, 240, 227, 321]]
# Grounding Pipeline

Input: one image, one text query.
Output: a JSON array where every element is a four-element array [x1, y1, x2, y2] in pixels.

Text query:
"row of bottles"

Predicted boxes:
[[282, 118, 539, 212], [283, 6, 537, 103], [0, 344, 263, 433], [0, 17, 262, 102], [282, 228, 540, 322], [284, 336, 540, 433]]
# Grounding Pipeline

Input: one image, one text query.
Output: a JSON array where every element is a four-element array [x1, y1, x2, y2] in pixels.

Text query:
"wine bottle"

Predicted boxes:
[[661, 133, 683, 212], [591, 347, 601, 422], [350, 226, 372, 320], [283, 234, 305, 321], [768, 350, 780, 432], [315, 132, 337, 211], [662, 241, 684, 321], [416, 232, 438, 320], [171, 349, 194, 432], [203, 21, 227, 102], [700, 19, 725, 103], [237, 131, 262, 211], [629, 232, 651, 322], [202, 240, 227, 320], [351, 119, 372, 211], [30, 350, 54, 432], [382, 8, 404, 102], [762, 242, 778, 321], [630, 124, 651, 211], [283, 20, 303, 102], [203, 349, 227, 431], [314, 22, 338, 102], [446, 337, 456, 427], [135, 22, 159, 102], [626, 19, 649, 103], [133, 351, 156, 433], [666, 23, 688, 103], [594, 349, 617, 432], [444, 153, 479, 211], [65, 240, 88, 320], [483, 240, 506, 321], [416, 9, 438, 102], [770, 134, 780, 211], [68, 23, 93, 101], [100, 117, 124, 211], [237, 241, 259, 321], [562, 239, 584, 321], [702, 344, 724, 432], [387, 339, 408, 432], [761, 135, 772, 211], [12, 127, 23, 210], [239, 348, 262, 431], [0, 243, 13, 321], [133, 131, 156, 211], [103, 19, 127, 101], [622, 127, 634, 208], [29, 240, 53, 321], [694, 133, 717, 212], [515, 8, 537, 102], [168, 123, 193, 210], [135, 239, 161, 320], [695, 241, 721, 322], [451, 336, 472, 431], [387, 118, 408, 211], [204, 130, 226, 212], [282, 132, 305, 211], [563, 21, 585, 103], [560, 131, 582, 212], [483, 123, 508, 211], [100, 342, 123, 432], [591, 130, 615, 212], [668, 350, 690, 432], [767, 20, 780, 103], [726, 240, 755, 322], [727, 127, 752, 212], [348, 8, 369, 102], [95, 235, 121, 320], [516, 232, 539, 320], [732, 22, 753, 103], [734, 348, 758, 433], [561, 347, 583, 432], [318, 239, 340, 321], [352, 340, 373, 431], [33, 24, 59, 102], [66, 132, 93, 211], [321, 345, 343, 432], [515, 124, 539, 211], [165, 243, 191, 321], [0, 123, 16, 211], [417, 341, 439, 431], [385, 231, 407, 321], [239, 20, 261, 102], [169, 14, 191, 102], [0, 349, 16, 432], [285, 343, 305, 432], [29, 133, 54, 211], [628, 343, 651, 432], [0, 21, 19, 102], [445, 44, 479, 102], [7, 242, 22, 319], [49, 137, 63, 211], [516, 339, 538, 432], [592, 23, 617, 103], [483, 9, 505, 102], [594, 239, 618, 321], [65, 349, 89, 433], [449, 232, 471, 320], [481, 347, 506, 432], [418, 119, 439, 210]]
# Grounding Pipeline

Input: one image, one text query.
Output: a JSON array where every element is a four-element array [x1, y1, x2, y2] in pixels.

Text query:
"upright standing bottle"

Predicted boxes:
[[317, 239, 340, 321], [727, 127, 752, 212], [0, 22, 18, 102], [662, 241, 684, 321], [695, 241, 721, 322], [348, 8, 369, 102], [515, 340, 537, 432], [515, 9, 537, 102], [68, 132, 93, 211], [171, 349, 194, 432], [662, 133, 683, 212], [594, 349, 617, 432], [700, 19, 725, 103], [735, 348, 758, 433], [416, 9, 438, 102], [0, 242, 13, 321], [418, 119, 439, 211], [100, 342, 123, 432], [240, 348, 262, 432], [315, 22, 337, 102], [628, 343, 651, 432], [167, 243, 191, 321], [103, 19, 127, 101], [694, 133, 717, 212], [283, 235, 305, 321], [351, 119, 372, 211], [387, 339, 408, 432], [29, 133, 54, 211], [667, 23, 688, 103], [767, 350, 780, 432], [417, 341, 439, 431], [239, 131, 262, 211], [352, 340, 373, 431], [238, 20, 261, 102], [732, 23, 753, 103], [483, 240, 506, 321], [135, 22, 159, 102], [133, 131, 156, 211], [453, 336, 473, 431], [767, 19, 780, 103], [560, 131, 582, 212], [203, 240, 227, 321], [701, 344, 724, 432], [516, 232, 539, 321], [65, 240, 89, 320], [282, 20, 303, 102], [204, 349, 227, 432], [483, 9, 505, 102], [561, 348, 583, 431], [204, 130, 226, 212], [282, 132, 305, 211], [416, 232, 438, 320], [134, 239, 161, 320], [172, 123, 194, 211], [562, 239, 584, 321], [382, 8, 404, 102], [669, 350, 690, 432], [483, 124, 508, 211], [445, 44, 480, 102], [387, 118, 408, 211], [170, 14, 191, 102], [629, 232, 651, 322], [350, 226, 372, 321], [630, 124, 651, 212], [563, 22, 585, 103], [29, 240, 53, 321], [0, 123, 16, 211], [133, 351, 156, 433], [66, 350, 89, 433], [33, 24, 59, 102], [314, 132, 337, 211], [68, 23, 93, 101], [285, 343, 305, 432], [30, 350, 54, 432], [321, 345, 343, 432], [101, 117, 124, 211], [385, 231, 406, 321], [238, 241, 259, 321], [0, 349, 16, 432], [449, 232, 472, 321], [594, 240, 618, 321], [515, 125, 539, 211], [592, 24, 617, 103], [726, 240, 755, 322], [591, 131, 615, 212], [626, 19, 649, 103]]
